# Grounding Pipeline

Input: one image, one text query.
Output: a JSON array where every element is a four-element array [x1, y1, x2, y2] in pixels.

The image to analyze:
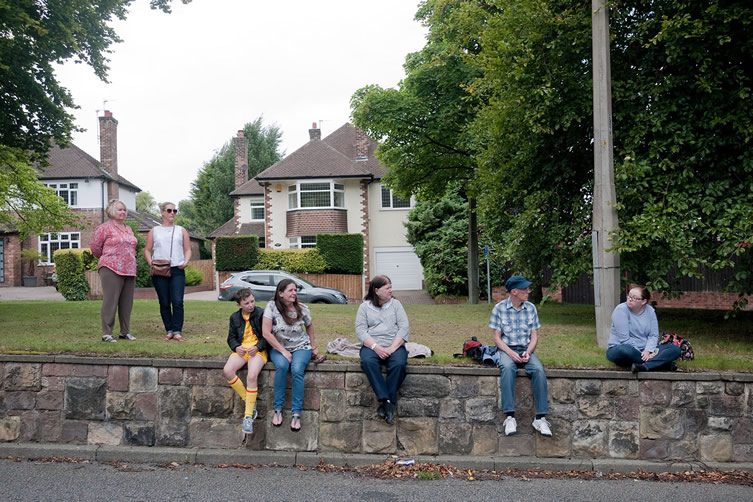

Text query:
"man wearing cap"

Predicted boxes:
[[488, 275, 552, 437]]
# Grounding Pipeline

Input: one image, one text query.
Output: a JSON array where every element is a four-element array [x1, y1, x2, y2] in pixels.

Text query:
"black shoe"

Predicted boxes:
[[384, 401, 396, 424], [631, 363, 647, 373], [377, 401, 386, 419]]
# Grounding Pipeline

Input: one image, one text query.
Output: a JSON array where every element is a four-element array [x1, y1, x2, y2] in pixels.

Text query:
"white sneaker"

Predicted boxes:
[[503, 416, 517, 436], [242, 415, 254, 434], [532, 417, 553, 437]]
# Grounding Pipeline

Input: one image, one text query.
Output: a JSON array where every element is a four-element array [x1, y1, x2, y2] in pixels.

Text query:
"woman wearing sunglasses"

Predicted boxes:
[[145, 202, 192, 341]]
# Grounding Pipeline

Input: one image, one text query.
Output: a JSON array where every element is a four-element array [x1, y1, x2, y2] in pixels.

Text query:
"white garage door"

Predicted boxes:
[[374, 247, 423, 290]]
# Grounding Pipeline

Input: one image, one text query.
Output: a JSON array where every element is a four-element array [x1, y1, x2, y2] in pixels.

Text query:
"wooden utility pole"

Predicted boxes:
[[592, 0, 620, 347]]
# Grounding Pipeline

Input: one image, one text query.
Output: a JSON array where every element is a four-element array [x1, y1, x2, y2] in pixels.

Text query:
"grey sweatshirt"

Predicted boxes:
[[355, 299, 409, 347]]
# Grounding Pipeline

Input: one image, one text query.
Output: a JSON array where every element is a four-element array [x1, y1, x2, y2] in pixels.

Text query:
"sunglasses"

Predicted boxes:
[[165, 208, 178, 214]]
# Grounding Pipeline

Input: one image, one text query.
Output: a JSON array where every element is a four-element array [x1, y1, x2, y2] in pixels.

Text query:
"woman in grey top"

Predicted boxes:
[[356, 275, 409, 424], [262, 278, 318, 432]]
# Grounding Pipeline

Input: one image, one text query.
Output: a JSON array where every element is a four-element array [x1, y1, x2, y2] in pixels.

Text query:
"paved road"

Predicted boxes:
[[0, 459, 749, 502]]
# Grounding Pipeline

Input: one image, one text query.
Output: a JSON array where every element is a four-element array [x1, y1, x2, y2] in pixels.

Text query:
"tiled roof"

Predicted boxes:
[[208, 218, 264, 239], [255, 123, 386, 181], [230, 178, 264, 196], [41, 144, 141, 191]]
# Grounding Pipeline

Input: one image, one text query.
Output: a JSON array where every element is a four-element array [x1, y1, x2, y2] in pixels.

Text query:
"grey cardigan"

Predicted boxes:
[[355, 298, 409, 347]]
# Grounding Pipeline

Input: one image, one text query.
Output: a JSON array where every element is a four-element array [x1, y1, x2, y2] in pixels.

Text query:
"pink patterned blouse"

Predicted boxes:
[[90, 220, 138, 276]]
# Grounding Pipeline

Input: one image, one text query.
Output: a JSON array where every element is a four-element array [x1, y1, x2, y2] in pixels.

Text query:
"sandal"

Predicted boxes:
[[102, 335, 117, 343], [172, 333, 184, 342], [165, 331, 174, 341], [272, 410, 283, 427], [290, 413, 301, 432]]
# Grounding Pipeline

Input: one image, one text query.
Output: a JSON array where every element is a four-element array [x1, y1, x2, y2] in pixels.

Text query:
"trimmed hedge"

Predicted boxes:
[[184, 265, 203, 286], [256, 248, 326, 273], [216, 235, 259, 271], [54, 248, 95, 301], [317, 233, 363, 274]]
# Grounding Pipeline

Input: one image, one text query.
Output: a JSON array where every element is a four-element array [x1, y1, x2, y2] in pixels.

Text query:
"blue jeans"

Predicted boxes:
[[152, 267, 185, 333], [269, 348, 312, 414], [499, 346, 549, 416], [359, 345, 408, 403], [607, 343, 681, 370]]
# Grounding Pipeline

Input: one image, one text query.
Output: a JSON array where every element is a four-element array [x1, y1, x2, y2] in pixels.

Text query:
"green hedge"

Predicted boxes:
[[54, 248, 95, 301], [127, 220, 151, 287], [215, 235, 259, 271], [256, 248, 326, 273], [184, 265, 203, 286], [316, 233, 363, 274]]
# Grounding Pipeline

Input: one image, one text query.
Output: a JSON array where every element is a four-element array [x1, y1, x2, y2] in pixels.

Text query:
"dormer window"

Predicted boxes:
[[288, 181, 345, 209]]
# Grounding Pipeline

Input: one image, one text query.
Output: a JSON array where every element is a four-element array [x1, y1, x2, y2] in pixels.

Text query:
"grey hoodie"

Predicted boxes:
[[355, 298, 409, 347]]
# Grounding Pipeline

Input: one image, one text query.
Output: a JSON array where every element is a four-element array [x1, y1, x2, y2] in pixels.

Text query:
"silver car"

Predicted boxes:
[[218, 270, 348, 304]]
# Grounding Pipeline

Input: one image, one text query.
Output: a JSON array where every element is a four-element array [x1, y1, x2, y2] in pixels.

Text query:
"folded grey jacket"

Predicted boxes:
[[326, 337, 433, 358]]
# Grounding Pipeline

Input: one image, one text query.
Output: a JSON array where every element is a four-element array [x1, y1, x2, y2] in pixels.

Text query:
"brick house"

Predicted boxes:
[[210, 123, 424, 292]]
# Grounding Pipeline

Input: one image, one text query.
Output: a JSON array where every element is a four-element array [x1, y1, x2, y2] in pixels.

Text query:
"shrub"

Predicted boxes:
[[316, 234, 363, 273], [256, 248, 326, 273], [184, 265, 203, 286], [127, 220, 151, 287], [215, 235, 259, 271], [54, 249, 92, 301]]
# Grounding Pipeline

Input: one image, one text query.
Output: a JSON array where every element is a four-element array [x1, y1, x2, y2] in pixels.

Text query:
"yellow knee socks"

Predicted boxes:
[[245, 387, 258, 417], [228, 376, 246, 399]]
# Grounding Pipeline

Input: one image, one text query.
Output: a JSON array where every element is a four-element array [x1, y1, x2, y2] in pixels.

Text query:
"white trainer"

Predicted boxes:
[[532, 417, 553, 437], [503, 416, 517, 436]]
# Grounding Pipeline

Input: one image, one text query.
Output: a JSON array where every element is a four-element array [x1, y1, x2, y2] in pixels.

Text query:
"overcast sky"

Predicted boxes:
[[55, 0, 428, 205]]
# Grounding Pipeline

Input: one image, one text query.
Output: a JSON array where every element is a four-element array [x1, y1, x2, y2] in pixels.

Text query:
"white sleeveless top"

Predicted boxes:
[[152, 225, 185, 267]]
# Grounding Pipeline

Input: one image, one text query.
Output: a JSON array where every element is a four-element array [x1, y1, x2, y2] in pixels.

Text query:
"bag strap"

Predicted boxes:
[[168, 226, 175, 263]]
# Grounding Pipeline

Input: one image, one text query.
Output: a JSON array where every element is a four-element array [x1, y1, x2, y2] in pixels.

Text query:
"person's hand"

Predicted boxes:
[[520, 351, 531, 363], [640, 350, 656, 361], [246, 346, 258, 357], [282, 349, 293, 364], [508, 350, 523, 363], [375, 345, 390, 360], [235, 347, 246, 356]]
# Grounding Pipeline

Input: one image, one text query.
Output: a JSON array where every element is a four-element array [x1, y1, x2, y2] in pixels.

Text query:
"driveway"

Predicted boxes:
[[0, 286, 64, 301]]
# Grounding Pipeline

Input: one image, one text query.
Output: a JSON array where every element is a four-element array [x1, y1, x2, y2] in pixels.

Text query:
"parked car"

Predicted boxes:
[[218, 270, 348, 304]]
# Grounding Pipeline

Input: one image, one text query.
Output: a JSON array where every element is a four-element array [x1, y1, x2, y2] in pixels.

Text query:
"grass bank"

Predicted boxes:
[[0, 300, 750, 371]]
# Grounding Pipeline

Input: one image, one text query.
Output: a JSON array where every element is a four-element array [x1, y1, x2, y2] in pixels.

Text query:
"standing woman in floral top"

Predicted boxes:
[[90, 199, 138, 343], [262, 278, 319, 432]]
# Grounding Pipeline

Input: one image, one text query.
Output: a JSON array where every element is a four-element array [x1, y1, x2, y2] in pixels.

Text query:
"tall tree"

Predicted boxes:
[[189, 118, 283, 236], [136, 191, 159, 218]]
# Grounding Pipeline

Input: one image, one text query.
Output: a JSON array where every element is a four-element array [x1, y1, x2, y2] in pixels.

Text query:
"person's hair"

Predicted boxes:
[[233, 288, 254, 304], [364, 275, 392, 308], [158, 201, 176, 212], [274, 278, 303, 325], [105, 199, 126, 219], [630, 285, 651, 301]]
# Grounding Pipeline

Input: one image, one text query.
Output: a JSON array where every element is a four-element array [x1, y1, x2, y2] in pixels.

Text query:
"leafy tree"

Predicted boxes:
[[136, 191, 159, 218], [189, 117, 283, 236]]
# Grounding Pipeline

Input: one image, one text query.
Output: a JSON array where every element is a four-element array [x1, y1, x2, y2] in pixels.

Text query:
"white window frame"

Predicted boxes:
[[288, 180, 345, 210], [249, 198, 264, 221], [38, 232, 81, 265], [45, 182, 79, 207], [289, 236, 317, 249], [380, 185, 412, 210]]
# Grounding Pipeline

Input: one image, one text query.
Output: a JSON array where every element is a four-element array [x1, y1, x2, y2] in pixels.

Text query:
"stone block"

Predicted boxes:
[[106, 392, 132, 420], [302, 386, 320, 411], [158, 367, 183, 385], [65, 377, 106, 420], [639, 380, 671, 406], [477, 376, 498, 396], [608, 421, 639, 459], [640, 407, 684, 440], [191, 386, 233, 418], [696, 381, 723, 395], [264, 411, 318, 452], [683, 409, 707, 435], [309, 371, 345, 390], [3, 363, 42, 391], [133, 393, 158, 421], [575, 379, 601, 396], [188, 418, 242, 449], [549, 402, 578, 421], [602, 380, 637, 397], [670, 381, 695, 407], [124, 422, 156, 446], [465, 397, 497, 422], [0, 416, 21, 441], [731, 417, 753, 443], [639, 438, 669, 460], [577, 397, 613, 419], [43, 364, 107, 378], [346, 389, 375, 408], [158, 386, 191, 421], [572, 420, 608, 457], [707, 394, 745, 417], [439, 399, 464, 420], [449, 375, 479, 399], [399, 398, 440, 418], [471, 423, 499, 455], [534, 416, 571, 458], [345, 372, 368, 390], [183, 368, 207, 386], [498, 432, 534, 457], [397, 417, 438, 455], [733, 444, 753, 462], [61, 420, 88, 443], [699, 433, 732, 462], [725, 381, 744, 396], [88, 421, 122, 445], [613, 396, 640, 421], [319, 422, 361, 452], [206, 369, 229, 387], [319, 389, 345, 422], [107, 366, 129, 392], [549, 378, 575, 403], [708, 416, 733, 431], [668, 439, 698, 460], [156, 422, 189, 447], [438, 421, 472, 455], [362, 419, 396, 454], [129, 367, 158, 392], [4, 391, 35, 410], [400, 374, 451, 399], [13, 410, 38, 441], [37, 390, 64, 410], [41, 376, 65, 391]]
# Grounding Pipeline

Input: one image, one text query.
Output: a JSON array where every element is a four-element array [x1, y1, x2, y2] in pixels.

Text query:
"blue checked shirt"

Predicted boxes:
[[488, 298, 541, 347]]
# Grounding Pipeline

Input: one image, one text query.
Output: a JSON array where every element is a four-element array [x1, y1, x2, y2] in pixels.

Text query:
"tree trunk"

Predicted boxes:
[[467, 197, 480, 304]]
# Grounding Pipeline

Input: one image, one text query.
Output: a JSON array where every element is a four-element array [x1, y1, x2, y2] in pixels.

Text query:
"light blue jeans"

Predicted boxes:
[[269, 348, 312, 414], [498, 346, 549, 416]]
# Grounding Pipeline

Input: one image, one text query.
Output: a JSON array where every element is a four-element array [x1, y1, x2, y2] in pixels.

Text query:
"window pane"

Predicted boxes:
[[251, 207, 264, 220], [334, 183, 344, 191], [392, 195, 411, 208], [301, 191, 331, 208], [334, 191, 344, 207], [289, 193, 298, 209], [381, 186, 391, 208], [300, 182, 330, 191]]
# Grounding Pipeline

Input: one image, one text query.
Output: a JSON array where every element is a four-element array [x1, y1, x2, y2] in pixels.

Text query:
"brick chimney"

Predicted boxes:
[[355, 127, 368, 161], [99, 110, 119, 201], [234, 130, 248, 227], [309, 122, 321, 141]]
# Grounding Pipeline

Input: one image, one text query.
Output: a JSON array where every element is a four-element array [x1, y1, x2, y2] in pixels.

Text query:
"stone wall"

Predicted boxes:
[[0, 356, 751, 463]]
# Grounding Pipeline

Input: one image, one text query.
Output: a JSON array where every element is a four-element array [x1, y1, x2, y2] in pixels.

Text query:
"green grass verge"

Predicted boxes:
[[0, 300, 750, 371]]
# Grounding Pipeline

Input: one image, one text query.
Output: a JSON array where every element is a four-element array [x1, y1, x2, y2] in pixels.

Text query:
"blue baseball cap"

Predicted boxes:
[[505, 275, 532, 292]]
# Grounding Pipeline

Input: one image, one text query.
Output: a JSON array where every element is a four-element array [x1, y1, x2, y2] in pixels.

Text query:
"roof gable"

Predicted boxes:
[[41, 144, 141, 191]]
